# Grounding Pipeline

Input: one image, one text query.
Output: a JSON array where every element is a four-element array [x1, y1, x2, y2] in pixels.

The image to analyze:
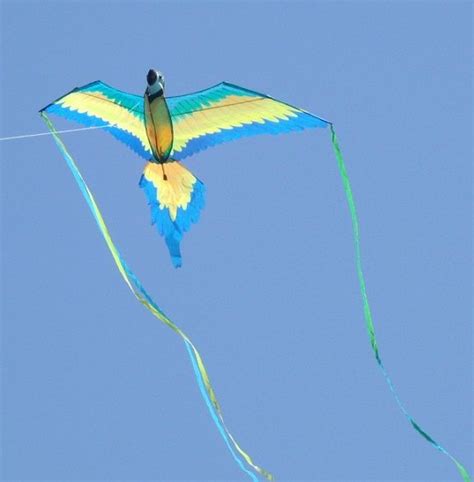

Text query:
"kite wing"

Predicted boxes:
[[167, 82, 330, 161], [40, 81, 152, 160]]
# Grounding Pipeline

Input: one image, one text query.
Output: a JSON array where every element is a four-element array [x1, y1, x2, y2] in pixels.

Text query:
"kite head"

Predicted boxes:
[[147, 69, 165, 96]]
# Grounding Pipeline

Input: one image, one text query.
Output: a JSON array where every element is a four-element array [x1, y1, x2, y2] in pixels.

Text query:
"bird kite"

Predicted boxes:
[[34, 70, 471, 482], [41, 69, 328, 267]]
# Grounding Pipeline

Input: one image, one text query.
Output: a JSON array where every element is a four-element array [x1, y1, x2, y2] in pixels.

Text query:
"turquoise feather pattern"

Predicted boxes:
[[167, 82, 329, 160], [139, 164, 206, 268], [41, 79, 329, 267], [40, 81, 152, 160]]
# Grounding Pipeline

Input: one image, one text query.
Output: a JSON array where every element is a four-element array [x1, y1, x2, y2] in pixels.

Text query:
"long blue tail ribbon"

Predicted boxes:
[[41, 112, 271, 481]]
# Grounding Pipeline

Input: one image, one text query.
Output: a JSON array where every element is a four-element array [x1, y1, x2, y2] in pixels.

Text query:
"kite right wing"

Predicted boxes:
[[166, 82, 330, 161]]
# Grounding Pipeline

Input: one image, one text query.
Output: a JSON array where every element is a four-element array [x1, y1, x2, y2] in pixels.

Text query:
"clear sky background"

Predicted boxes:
[[1, 1, 472, 481]]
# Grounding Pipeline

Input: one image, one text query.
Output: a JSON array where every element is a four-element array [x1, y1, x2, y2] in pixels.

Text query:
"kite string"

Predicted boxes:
[[0, 124, 118, 142], [40, 112, 272, 482], [329, 124, 471, 482]]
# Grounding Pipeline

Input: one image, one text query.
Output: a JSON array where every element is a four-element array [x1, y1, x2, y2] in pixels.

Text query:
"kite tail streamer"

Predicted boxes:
[[40, 112, 273, 482], [329, 124, 471, 482]]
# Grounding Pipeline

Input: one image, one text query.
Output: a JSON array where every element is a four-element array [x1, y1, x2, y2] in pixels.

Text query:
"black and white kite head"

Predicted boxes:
[[146, 69, 165, 95]]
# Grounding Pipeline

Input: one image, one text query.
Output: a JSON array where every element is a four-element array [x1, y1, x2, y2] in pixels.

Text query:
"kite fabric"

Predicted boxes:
[[40, 79, 328, 267], [37, 73, 471, 482]]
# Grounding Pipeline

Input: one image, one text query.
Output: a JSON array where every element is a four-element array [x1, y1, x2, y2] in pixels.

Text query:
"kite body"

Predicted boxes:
[[40, 69, 329, 267], [141, 70, 203, 267], [144, 70, 174, 162]]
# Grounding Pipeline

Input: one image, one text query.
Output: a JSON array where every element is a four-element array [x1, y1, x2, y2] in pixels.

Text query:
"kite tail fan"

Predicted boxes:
[[139, 161, 206, 268], [329, 124, 472, 482]]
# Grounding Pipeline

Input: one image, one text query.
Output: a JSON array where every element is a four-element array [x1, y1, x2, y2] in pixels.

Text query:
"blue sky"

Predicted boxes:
[[1, 1, 472, 481]]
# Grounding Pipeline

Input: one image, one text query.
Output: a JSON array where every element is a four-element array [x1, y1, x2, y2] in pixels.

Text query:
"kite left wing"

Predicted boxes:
[[167, 82, 330, 160], [40, 81, 152, 160]]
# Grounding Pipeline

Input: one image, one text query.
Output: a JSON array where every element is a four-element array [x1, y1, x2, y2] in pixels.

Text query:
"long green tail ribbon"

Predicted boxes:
[[330, 124, 471, 482], [41, 112, 272, 482]]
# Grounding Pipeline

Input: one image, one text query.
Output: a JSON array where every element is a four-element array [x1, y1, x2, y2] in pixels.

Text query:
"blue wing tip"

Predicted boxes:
[[171, 255, 183, 268], [166, 236, 183, 268]]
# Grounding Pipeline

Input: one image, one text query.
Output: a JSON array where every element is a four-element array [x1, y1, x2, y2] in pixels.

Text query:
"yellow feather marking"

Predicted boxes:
[[59, 91, 150, 151], [172, 95, 299, 152], [143, 162, 196, 221]]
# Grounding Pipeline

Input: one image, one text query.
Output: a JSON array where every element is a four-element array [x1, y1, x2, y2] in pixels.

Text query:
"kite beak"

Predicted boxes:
[[147, 69, 158, 86]]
